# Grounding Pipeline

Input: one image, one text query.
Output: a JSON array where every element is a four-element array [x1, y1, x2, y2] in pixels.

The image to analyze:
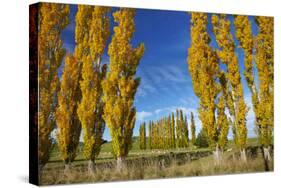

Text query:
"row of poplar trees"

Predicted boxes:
[[139, 110, 196, 150], [36, 3, 273, 175], [38, 3, 144, 174], [187, 13, 273, 165]]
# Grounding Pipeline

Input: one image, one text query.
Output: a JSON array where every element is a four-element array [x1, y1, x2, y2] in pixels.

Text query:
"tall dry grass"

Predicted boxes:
[[40, 150, 273, 185]]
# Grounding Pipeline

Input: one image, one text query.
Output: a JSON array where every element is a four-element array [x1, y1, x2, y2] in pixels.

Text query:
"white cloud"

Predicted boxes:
[[136, 111, 153, 121], [136, 73, 157, 97], [179, 97, 198, 107], [136, 64, 192, 98], [148, 65, 190, 83]]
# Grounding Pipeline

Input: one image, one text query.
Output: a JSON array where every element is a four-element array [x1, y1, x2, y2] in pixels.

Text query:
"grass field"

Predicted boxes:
[[48, 137, 260, 163], [40, 137, 273, 185]]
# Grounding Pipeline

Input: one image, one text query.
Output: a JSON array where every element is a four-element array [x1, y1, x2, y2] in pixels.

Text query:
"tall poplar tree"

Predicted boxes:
[[212, 14, 248, 161], [167, 115, 173, 148], [76, 5, 110, 173], [187, 13, 221, 162], [38, 3, 69, 170], [184, 114, 189, 146], [176, 109, 181, 147], [255, 17, 274, 158], [176, 109, 189, 148], [234, 15, 273, 164], [190, 112, 196, 145], [216, 95, 229, 151], [56, 55, 81, 172], [139, 122, 146, 150], [148, 121, 152, 149], [102, 8, 145, 170], [171, 112, 176, 148]]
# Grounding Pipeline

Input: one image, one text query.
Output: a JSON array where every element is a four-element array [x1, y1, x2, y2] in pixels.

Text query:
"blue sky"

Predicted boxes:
[[60, 5, 259, 141]]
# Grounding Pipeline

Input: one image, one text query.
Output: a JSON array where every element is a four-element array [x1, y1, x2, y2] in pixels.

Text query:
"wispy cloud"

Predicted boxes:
[[179, 97, 198, 107], [136, 111, 153, 121], [136, 64, 191, 98], [148, 65, 190, 83]]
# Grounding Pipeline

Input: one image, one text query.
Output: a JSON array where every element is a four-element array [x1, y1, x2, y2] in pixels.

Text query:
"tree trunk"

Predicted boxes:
[[88, 160, 96, 175], [261, 146, 270, 171], [213, 144, 222, 165], [263, 146, 271, 161], [116, 156, 126, 172], [240, 148, 247, 162], [64, 163, 71, 175]]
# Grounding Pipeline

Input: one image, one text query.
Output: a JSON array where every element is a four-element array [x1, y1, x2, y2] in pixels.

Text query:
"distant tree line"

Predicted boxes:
[[139, 110, 197, 150]]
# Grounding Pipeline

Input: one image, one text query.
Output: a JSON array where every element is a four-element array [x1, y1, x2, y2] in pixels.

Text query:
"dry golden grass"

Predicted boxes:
[[40, 149, 273, 185]]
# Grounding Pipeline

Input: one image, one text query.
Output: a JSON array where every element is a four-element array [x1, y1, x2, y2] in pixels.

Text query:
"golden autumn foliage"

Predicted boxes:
[[190, 112, 196, 145], [176, 109, 189, 148], [219, 72, 235, 145], [171, 112, 176, 148], [34, 3, 274, 177], [102, 8, 145, 164], [147, 112, 179, 150], [166, 115, 174, 149], [255, 17, 274, 147], [139, 122, 146, 150], [148, 121, 152, 149], [234, 16, 255, 91], [150, 121, 158, 149], [56, 55, 81, 164], [212, 15, 248, 156], [187, 13, 220, 149], [38, 3, 69, 168], [75, 5, 110, 167], [216, 95, 229, 150], [234, 16, 274, 148]]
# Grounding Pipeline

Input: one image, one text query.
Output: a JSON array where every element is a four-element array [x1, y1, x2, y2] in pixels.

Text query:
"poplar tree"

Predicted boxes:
[[176, 109, 181, 147], [216, 95, 229, 151], [190, 112, 196, 145], [153, 121, 158, 149], [255, 16, 274, 161], [234, 16, 273, 163], [155, 121, 160, 149], [171, 112, 176, 148], [102, 8, 145, 171], [184, 114, 189, 146], [148, 121, 152, 149], [38, 3, 69, 170], [164, 117, 168, 148], [167, 115, 173, 148], [56, 55, 81, 173], [212, 14, 248, 161], [159, 119, 164, 149], [151, 121, 156, 149], [187, 13, 221, 162], [176, 109, 189, 148], [139, 122, 146, 150], [76, 5, 110, 174]]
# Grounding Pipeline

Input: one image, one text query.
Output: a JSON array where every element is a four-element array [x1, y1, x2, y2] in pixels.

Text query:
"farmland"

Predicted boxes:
[[40, 137, 273, 185]]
